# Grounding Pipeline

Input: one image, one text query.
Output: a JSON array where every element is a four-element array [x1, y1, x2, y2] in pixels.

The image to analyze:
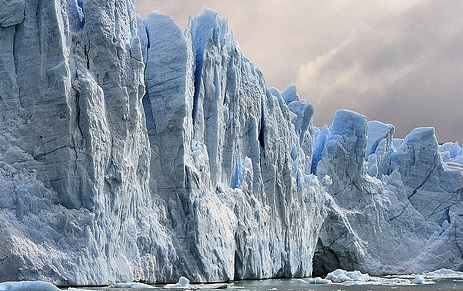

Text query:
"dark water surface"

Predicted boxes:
[[231, 278, 463, 291], [66, 278, 463, 291]]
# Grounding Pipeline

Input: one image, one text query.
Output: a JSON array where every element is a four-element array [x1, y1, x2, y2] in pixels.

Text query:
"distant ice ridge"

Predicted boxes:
[[312, 111, 463, 276], [0, 0, 462, 286]]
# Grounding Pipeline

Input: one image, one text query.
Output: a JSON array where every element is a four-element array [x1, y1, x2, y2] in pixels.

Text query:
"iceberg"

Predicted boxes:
[[0, 0, 462, 286], [424, 268, 463, 278], [410, 275, 430, 285], [0, 281, 60, 291], [325, 269, 374, 283], [110, 282, 155, 289], [315, 269, 434, 285], [164, 276, 190, 288], [306, 277, 332, 284]]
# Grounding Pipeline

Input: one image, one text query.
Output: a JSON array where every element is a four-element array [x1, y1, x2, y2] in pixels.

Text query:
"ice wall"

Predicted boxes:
[[312, 112, 463, 275], [0, 3, 327, 284], [0, 0, 175, 285], [138, 9, 327, 282]]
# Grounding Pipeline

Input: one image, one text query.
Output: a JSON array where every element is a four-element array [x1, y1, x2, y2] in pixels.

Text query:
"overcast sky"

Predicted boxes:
[[135, 0, 462, 143]]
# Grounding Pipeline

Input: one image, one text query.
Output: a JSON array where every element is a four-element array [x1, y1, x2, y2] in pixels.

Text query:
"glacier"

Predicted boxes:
[[0, 0, 462, 286]]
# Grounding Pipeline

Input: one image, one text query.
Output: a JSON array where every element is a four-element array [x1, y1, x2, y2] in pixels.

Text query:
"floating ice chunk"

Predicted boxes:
[[411, 275, 426, 284], [325, 269, 373, 283], [424, 268, 463, 278], [163, 278, 228, 289], [307, 277, 332, 284], [178, 277, 190, 286], [323, 270, 432, 285], [164, 276, 190, 288], [111, 282, 155, 288], [0, 281, 60, 291]]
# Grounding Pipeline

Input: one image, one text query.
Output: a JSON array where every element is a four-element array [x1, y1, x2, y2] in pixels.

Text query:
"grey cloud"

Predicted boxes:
[[135, 0, 462, 143], [135, 1, 367, 88], [296, 0, 463, 142]]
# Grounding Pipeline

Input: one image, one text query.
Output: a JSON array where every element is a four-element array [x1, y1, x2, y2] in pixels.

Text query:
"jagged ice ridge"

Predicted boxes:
[[0, 0, 462, 286]]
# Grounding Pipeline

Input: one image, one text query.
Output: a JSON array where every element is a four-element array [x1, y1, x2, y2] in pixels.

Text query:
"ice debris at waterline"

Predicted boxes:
[[110, 282, 155, 289], [318, 269, 425, 285], [164, 276, 228, 289], [0, 281, 60, 291], [424, 268, 463, 278], [164, 277, 190, 289], [0, 0, 462, 286], [305, 269, 434, 285]]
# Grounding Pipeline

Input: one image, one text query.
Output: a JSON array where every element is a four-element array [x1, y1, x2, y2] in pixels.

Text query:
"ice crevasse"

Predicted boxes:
[[0, 0, 462, 286]]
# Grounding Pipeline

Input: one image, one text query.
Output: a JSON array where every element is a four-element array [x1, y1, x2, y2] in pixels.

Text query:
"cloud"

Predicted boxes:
[[135, 1, 463, 142], [295, 0, 463, 142]]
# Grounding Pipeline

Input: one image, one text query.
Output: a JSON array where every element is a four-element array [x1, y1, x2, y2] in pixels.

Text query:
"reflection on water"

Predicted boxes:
[[230, 278, 463, 291], [65, 278, 463, 291]]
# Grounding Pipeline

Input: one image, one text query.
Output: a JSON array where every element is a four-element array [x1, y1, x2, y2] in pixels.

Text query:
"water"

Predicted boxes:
[[231, 278, 463, 291], [63, 278, 463, 291]]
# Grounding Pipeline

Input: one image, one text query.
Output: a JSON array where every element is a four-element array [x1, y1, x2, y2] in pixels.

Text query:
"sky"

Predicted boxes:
[[135, 0, 463, 143]]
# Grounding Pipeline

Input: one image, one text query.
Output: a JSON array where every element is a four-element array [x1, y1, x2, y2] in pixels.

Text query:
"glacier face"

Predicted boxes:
[[138, 9, 327, 282], [0, 0, 462, 286], [0, 0, 174, 284], [312, 112, 463, 276]]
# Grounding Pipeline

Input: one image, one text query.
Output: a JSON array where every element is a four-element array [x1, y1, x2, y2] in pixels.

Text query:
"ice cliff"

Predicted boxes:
[[0, 0, 462, 286], [312, 112, 463, 276]]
